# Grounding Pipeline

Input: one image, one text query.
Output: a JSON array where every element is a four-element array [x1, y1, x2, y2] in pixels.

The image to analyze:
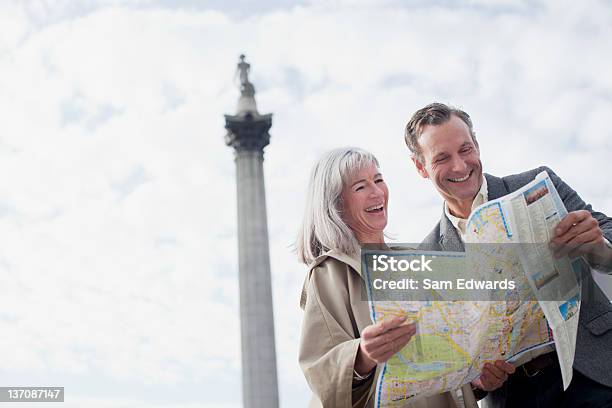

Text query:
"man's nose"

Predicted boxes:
[[450, 155, 468, 173]]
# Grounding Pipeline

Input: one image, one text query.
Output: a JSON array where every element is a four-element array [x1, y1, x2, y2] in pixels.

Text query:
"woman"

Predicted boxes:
[[297, 147, 476, 408]]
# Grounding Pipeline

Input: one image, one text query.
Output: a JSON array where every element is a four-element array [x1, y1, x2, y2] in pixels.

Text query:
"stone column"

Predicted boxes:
[[224, 55, 279, 408], [235, 149, 279, 408]]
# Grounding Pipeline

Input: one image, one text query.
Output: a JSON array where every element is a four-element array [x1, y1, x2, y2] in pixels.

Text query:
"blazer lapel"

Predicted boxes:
[[485, 173, 509, 201], [439, 206, 465, 252], [438, 173, 508, 252]]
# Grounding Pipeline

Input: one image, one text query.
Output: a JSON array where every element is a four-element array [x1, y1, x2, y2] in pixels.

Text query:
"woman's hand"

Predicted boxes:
[[354, 315, 417, 376]]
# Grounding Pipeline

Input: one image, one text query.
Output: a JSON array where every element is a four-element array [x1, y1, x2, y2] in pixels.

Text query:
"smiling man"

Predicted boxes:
[[405, 102, 612, 407]]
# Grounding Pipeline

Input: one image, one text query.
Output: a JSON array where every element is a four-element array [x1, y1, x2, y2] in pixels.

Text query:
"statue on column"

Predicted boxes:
[[236, 54, 255, 97]]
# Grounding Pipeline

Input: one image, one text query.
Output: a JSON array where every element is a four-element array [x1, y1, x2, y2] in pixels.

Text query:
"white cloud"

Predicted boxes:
[[0, 0, 611, 407]]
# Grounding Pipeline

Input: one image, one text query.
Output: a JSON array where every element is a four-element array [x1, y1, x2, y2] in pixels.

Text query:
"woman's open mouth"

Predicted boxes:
[[365, 204, 384, 213]]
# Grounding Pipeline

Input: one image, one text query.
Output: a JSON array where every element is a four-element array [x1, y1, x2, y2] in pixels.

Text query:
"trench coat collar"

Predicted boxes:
[[310, 249, 362, 276], [300, 249, 362, 310]]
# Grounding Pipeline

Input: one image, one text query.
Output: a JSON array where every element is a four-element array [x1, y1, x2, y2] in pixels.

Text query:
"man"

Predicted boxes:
[[405, 102, 612, 407]]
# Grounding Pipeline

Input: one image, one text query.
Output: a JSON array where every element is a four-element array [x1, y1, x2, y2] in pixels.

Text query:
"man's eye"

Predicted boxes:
[[461, 147, 472, 153], [375, 178, 384, 183], [435, 157, 448, 164]]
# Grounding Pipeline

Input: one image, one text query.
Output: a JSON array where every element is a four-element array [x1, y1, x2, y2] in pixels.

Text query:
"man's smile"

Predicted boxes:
[[447, 169, 474, 183]]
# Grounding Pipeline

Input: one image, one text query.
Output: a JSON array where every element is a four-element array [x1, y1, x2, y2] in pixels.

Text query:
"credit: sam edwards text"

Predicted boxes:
[[371, 278, 516, 290]]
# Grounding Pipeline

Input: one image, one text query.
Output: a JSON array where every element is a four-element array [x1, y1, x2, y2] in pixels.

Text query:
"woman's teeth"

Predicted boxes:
[[365, 204, 384, 213]]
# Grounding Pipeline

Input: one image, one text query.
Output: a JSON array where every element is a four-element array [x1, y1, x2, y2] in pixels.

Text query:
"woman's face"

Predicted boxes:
[[340, 164, 389, 242]]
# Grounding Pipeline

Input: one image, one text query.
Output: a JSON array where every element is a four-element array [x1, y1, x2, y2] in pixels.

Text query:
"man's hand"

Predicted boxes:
[[551, 210, 606, 260], [471, 360, 515, 392], [355, 316, 416, 376]]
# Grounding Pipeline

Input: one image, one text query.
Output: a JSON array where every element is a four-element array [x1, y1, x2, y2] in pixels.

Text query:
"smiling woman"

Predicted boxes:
[[340, 163, 389, 244], [295, 147, 476, 408]]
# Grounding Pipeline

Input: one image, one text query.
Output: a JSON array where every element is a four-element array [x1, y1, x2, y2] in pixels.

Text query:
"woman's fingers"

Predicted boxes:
[[375, 349, 397, 364], [367, 328, 416, 361], [366, 322, 415, 349], [374, 333, 415, 364], [360, 318, 418, 364], [364, 327, 414, 357], [362, 316, 407, 340]]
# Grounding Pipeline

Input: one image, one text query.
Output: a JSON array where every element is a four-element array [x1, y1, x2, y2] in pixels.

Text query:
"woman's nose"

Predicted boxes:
[[370, 184, 384, 197]]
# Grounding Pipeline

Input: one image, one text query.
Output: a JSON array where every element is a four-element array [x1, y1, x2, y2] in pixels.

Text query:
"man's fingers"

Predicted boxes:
[[473, 361, 513, 392], [552, 221, 593, 250], [471, 378, 483, 391], [494, 360, 515, 374], [478, 374, 495, 391], [483, 364, 506, 382], [557, 214, 597, 242], [556, 229, 604, 258], [567, 228, 603, 246], [568, 243, 598, 259], [565, 231, 602, 257], [555, 211, 589, 237], [552, 214, 602, 258], [481, 372, 503, 391]]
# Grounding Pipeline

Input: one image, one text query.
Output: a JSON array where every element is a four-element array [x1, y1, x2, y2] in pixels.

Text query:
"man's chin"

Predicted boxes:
[[444, 186, 479, 202]]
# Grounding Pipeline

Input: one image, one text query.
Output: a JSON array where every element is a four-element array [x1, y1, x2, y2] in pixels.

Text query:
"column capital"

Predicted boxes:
[[224, 113, 272, 152]]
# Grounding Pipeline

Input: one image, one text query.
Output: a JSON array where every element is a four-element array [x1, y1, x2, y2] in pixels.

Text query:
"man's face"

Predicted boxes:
[[412, 115, 482, 212]]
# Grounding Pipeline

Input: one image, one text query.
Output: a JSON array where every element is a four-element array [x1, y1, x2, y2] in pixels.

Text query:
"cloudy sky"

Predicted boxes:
[[1, 0, 611, 407]]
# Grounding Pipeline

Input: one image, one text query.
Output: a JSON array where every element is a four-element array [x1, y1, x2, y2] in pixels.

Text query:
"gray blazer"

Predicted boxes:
[[421, 166, 612, 405]]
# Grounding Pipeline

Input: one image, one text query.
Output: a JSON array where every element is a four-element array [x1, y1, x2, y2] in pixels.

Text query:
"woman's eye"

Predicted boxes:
[[375, 178, 384, 183], [355, 186, 364, 192]]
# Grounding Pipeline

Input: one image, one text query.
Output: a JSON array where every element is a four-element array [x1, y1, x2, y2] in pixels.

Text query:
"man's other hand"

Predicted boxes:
[[551, 210, 606, 260], [471, 360, 515, 392]]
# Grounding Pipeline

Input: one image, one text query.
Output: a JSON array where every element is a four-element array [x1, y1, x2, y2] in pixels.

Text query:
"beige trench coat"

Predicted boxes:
[[299, 249, 478, 408]]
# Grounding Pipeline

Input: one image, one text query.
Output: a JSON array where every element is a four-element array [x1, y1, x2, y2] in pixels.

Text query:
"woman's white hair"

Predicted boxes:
[[296, 147, 380, 265]]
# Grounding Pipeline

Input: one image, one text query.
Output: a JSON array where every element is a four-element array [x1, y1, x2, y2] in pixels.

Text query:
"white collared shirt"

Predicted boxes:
[[443, 177, 612, 267], [444, 176, 488, 241]]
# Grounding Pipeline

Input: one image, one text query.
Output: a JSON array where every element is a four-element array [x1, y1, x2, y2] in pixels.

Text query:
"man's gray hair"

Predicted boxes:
[[404, 102, 477, 161], [296, 147, 380, 265]]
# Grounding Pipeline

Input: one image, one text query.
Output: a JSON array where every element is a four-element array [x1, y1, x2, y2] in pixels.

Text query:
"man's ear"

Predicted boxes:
[[412, 156, 429, 179]]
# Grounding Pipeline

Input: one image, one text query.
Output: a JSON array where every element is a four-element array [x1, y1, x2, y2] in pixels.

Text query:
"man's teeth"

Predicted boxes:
[[365, 204, 384, 212], [448, 172, 471, 182]]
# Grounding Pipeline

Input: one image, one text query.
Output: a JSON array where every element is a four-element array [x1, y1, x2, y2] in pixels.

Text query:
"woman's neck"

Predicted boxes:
[[356, 232, 385, 245]]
